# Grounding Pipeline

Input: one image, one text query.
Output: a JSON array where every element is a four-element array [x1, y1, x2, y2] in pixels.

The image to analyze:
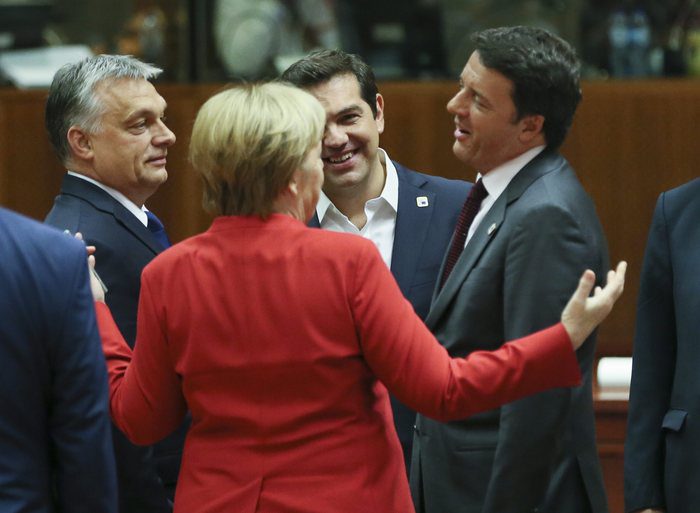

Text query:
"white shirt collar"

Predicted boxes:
[[464, 145, 546, 245], [67, 171, 149, 226], [478, 145, 546, 199], [316, 148, 398, 222]]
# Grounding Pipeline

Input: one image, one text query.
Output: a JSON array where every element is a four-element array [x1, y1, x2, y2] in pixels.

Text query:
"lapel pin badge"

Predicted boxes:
[[416, 196, 429, 207], [487, 223, 497, 236]]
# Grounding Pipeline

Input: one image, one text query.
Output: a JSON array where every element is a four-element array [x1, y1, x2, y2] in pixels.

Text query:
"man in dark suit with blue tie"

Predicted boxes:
[[625, 177, 700, 513], [0, 206, 116, 513], [44, 54, 183, 513], [281, 49, 471, 470]]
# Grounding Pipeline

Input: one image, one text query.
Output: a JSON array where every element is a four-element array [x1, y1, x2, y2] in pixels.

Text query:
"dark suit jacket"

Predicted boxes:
[[0, 207, 117, 513], [625, 177, 700, 513], [411, 150, 610, 513], [310, 161, 470, 467], [45, 174, 183, 513], [95, 213, 582, 513]]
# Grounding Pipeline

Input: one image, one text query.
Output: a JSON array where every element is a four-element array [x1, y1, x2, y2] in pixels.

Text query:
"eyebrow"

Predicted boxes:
[[125, 103, 167, 123], [460, 76, 491, 108], [332, 104, 363, 118]]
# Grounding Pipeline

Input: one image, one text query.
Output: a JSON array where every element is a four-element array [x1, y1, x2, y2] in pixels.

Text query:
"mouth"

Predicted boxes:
[[454, 124, 471, 140], [323, 150, 355, 165], [146, 155, 167, 167]]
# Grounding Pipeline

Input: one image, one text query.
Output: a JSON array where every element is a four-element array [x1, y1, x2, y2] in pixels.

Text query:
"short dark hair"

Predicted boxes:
[[280, 49, 379, 117], [472, 26, 582, 150]]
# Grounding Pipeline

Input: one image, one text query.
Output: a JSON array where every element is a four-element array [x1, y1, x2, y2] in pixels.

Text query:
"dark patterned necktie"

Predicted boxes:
[[145, 210, 171, 250], [440, 179, 488, 288]]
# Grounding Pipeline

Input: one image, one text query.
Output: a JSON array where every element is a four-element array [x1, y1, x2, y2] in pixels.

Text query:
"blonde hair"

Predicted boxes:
[[189, 82, 325, 217]]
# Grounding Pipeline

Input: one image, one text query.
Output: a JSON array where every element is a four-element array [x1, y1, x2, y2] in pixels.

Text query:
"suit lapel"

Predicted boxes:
[[390, 164, 435, 293], [424, 150, 563, 330], [425, 196, 505, 329], [60, 174, 163, 255]]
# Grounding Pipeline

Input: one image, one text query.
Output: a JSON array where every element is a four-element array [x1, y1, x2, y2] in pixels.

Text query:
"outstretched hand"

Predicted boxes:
[[561, 261, 627, 350]]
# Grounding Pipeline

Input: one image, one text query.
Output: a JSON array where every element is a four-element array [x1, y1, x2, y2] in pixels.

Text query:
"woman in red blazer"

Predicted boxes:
[[92, 83, 625, 513]]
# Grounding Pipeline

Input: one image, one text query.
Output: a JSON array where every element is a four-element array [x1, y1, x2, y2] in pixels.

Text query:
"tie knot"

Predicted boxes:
[[146, 210, 164, 232], [470, 179, 488, 202], [145, 210, 171, 250]]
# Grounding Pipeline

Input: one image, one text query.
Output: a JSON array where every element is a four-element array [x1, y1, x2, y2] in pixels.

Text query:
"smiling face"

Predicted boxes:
[[307, 73, 385, 200], [447, 51, 543, 174], [79, 78, 176, 205]]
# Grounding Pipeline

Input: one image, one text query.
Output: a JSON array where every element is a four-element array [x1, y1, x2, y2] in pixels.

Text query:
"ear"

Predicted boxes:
[[374, 93, 385, 135], [67, 126, 94, 161], [286, 170, 300, 196], [519, 114, 545, 144]]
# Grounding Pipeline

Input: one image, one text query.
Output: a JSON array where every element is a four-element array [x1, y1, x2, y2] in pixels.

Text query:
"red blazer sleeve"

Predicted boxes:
[[350, 242, 581, 422], [95, 277, 187, 445]]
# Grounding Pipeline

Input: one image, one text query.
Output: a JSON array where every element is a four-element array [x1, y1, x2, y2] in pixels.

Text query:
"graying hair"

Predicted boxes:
[[45, 54, 162, 164]]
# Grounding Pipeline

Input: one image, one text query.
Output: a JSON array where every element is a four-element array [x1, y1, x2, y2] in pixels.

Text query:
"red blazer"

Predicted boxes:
[[96, 214, 581, 513]]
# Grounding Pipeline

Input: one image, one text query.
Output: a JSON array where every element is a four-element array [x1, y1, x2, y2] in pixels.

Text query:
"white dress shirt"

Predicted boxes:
[[315, 149, 399, 268], [67, 171, 150, 226], [466, 145, 546, 245]]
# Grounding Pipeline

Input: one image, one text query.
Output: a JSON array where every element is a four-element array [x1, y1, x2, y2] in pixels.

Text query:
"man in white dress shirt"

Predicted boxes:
[[281, 49, 470, 472]]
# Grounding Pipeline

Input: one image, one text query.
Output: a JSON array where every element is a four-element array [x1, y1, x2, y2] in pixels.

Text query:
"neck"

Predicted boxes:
[[271, 196, 306, 223]]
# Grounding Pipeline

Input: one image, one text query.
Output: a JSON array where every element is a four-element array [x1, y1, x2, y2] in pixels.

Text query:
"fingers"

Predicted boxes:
[[69, 231, 97, 256], [605, 261, 627, 300], [573, 269, 596, 303]]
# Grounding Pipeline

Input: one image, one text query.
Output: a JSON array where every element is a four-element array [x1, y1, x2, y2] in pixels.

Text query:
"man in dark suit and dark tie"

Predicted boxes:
[[0, 206, 117, 513], [410, 27, 610, 513], [281, 49, 471, 471], [625, 177, 700, 513], [44, 54, 183, 513]]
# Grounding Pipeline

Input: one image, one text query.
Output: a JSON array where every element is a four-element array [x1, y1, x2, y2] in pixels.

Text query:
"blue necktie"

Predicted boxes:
[[145, 210, 171, 250]]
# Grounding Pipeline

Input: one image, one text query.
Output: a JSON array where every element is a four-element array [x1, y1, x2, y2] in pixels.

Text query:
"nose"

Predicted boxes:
[[154, 119, 176, 147], [447, 89, 469, 116], [323, 123, 348, 148]]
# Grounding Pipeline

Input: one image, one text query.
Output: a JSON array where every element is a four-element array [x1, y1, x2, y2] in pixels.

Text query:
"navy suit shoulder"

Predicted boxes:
[[625, 177, 700, 513], [392, 161, 470, 320], [0, 207, 117, 513], [46, 174, 178, 512]]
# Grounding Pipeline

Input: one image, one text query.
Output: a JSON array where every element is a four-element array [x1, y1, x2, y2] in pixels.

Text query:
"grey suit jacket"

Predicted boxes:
[[411, 150, 610, 513]]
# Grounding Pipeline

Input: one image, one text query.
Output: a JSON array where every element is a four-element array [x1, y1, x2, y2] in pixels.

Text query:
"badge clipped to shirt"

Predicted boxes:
[[416, 196, 429, 208]]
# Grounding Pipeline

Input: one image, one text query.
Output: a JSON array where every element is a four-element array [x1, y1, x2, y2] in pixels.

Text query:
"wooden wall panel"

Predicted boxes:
[[557, 81, 699, 356], [0, 90, 64, 215], [2, 80, 699, 357]]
